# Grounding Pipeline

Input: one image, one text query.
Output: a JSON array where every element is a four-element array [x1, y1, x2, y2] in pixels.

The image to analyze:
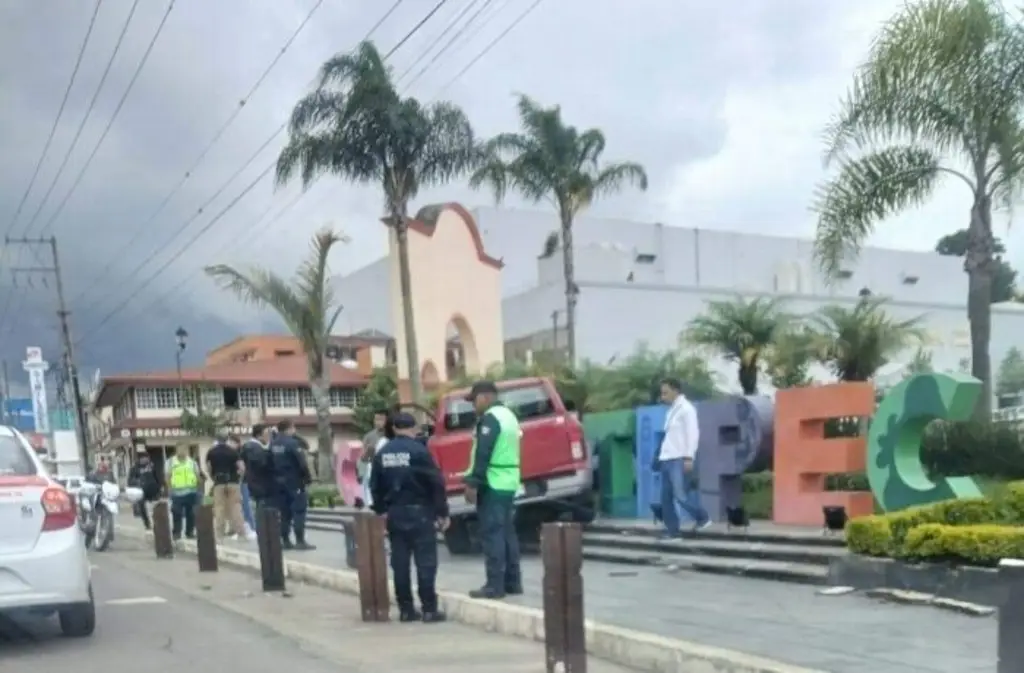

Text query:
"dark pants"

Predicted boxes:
[[170, 492, 198, 539], [276, 487, 308, 542], [477, 490, 521, 592], [387, 505, 438, 613]]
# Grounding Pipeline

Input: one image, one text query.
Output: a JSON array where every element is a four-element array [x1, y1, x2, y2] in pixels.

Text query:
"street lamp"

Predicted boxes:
[[175, 327, 188, 406]]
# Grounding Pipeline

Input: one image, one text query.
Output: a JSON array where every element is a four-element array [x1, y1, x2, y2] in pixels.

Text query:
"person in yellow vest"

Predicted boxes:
[[164, 442, 201, 540], [462, 381, 523, 599]]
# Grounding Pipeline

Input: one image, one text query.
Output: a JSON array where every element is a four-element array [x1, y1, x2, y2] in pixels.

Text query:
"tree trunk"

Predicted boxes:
[[738, 364, 758, 395], [394, 214, 423, 403], [559, 212, 577, 366], [966, 193, 995, 420], [311, 377, 333, 483]]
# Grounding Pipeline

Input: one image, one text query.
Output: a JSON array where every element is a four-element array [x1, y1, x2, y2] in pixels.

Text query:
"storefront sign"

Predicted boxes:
[[131, 425, 251, 439]]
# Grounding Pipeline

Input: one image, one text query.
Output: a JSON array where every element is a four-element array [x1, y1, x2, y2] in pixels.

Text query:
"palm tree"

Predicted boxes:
[[809, 296, 925, 382], [594, 346, 719, 409], [206, 230, 347, 480], [684, 297, 787, 394], [470, 95, 648, 365], [276, 41, 479, 403], [812, 0, 1024, 417], [763, 327, 816, 389]]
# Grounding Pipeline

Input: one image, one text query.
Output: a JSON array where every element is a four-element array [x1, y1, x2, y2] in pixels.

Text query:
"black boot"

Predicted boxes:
[[504, 584, 524, 596], [399, 607, 422, 622], [468, 586, 505, 599], [422, 610, 447, 623], [281, 538, 295, 550]]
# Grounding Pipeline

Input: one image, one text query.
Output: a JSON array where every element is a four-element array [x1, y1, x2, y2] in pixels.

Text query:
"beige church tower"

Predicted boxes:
[[388, 203, 505, 390]]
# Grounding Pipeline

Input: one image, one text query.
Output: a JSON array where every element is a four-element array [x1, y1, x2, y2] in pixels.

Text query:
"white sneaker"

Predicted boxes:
[[229, 534, 239, 541], [245, 530, 257, 542]]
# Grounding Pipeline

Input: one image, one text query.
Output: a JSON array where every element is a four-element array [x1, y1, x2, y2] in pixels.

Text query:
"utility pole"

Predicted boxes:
[[0, 360, 8, 424], [6, 236, 90, 469]]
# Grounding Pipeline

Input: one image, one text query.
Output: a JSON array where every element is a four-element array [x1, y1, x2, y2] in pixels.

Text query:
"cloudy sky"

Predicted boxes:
[[0, 0, 1018, 388]]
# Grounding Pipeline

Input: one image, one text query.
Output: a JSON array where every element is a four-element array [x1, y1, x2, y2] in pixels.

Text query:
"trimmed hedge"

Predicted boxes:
[[846, 481, 1024, 566]]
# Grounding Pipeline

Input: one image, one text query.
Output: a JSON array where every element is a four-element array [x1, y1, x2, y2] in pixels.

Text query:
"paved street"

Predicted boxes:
[[261, 527, 992, 673], [2, 542, 638, 673]]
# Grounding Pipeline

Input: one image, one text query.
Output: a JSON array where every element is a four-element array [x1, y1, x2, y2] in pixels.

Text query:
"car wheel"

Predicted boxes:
[[58, 585, 96, 638], [444, 517, 480, 555]]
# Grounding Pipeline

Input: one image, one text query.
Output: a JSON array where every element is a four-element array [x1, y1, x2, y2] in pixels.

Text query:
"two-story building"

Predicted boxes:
[[90, 334, 379, 483]]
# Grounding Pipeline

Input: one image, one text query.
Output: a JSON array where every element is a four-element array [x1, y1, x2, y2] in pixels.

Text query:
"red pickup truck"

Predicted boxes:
[[424, 377, 593, 554]]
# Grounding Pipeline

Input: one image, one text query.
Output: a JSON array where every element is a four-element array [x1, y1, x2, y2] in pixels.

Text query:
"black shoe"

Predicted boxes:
[[505, 585, 524, 596], [185, 532, 195, 540], [399, 609, 422, 622], [469, 586, 505, 599], [422, 610, 447, 623], [172, 534, 182, 541], [294, 541, 316, 551], [281, 539, 295, 550]]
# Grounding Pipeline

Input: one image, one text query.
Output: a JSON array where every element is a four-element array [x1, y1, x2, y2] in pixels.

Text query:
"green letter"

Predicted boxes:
[[867, 372, 984, 513]]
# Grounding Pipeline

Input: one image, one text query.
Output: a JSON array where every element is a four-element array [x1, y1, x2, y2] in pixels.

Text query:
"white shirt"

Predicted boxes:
[[659, 395, 699, 461]]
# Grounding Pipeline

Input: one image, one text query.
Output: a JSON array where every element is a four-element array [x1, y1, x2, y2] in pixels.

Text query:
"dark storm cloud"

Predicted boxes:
[[1, 0, 913, 376]]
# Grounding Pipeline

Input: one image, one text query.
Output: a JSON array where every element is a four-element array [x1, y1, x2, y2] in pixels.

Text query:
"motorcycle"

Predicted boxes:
[[77, 481, 122, 551]]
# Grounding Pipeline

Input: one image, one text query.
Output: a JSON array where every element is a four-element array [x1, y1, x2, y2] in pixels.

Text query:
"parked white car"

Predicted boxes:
[[0, 425, 94, 637], [55, 476, 85, 496]]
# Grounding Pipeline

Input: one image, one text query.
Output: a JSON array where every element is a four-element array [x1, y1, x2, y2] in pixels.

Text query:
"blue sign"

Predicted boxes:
[[4, 398, 35, 432]]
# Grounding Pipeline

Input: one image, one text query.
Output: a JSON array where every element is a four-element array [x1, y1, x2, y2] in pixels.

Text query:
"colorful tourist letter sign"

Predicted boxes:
[[867, 372, 983, 512]]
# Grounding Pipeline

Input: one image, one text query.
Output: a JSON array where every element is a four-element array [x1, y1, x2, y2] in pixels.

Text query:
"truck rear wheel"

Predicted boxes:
[[444, 516, 480, 555]]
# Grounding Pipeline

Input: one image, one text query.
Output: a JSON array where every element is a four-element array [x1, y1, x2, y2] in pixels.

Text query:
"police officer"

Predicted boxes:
[[369, 412, 448, 623], [268, 419, 314, 551], [463, 381, 523, 600]]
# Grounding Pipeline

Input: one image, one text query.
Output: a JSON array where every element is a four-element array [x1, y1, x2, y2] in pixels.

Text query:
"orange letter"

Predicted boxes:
[[773, 383, 875, 526]]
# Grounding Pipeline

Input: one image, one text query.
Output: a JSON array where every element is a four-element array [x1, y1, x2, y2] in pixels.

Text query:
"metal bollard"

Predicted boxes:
[[342, 518, 358, 569], [256, 505, 286, 592], [152, 500, 173, 559], [541, 522, 587, 673], [194, 503, 218, 572], [354, 512, 389, 621], [999, 558, 1024, 673]]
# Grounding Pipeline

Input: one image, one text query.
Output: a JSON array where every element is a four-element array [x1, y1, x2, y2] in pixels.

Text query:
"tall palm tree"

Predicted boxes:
[[763, 327, 816, 389], [809, 296, 925, 382], [684, 297, 787, 395], [470, 95, 648, 365], [812, 0, 1024, 417], [206, 230, 347, 479], [276, 41, 479, 403]]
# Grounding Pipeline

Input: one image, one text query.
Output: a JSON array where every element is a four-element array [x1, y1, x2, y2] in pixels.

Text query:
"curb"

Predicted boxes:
[[863, 588, 996, 617], [115, 525, 827, 673]]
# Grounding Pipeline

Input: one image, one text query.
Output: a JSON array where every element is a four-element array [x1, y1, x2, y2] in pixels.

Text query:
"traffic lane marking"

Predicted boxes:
[[104, 596, 167, 606]]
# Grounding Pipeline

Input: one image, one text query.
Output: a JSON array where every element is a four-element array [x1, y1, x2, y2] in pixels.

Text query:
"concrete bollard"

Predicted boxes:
[[256, 505, 286, 592], [999, 558, 1024, 673], [541, 521, 586, 673], [354, 512, 389, 621], [194, 503, 218, 572], [152, 500, 173, 559]]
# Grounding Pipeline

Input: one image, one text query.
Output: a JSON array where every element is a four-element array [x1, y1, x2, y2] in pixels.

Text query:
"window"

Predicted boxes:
[[0, 433, 36, 476], [135, 388, 158, 409], [201, 388, 223, 412], [180, 387, 196, 408], [265, 387, 298, 409], [274, 349, 296, 357], [443, 384, 555, 431], [155, 388, 179, 409], [300, 388, 315, 408], [634, 253, 656, 264], [238, 387, 261, 409], [330, 387, 360, 408]]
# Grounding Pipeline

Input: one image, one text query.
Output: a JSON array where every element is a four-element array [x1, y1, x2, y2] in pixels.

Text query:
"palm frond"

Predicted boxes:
[[812, 146, 942, 280], [204, 265, 307, 336]]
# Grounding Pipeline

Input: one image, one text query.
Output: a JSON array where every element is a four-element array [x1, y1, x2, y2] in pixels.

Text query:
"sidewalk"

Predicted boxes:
[[106, 542, 639, 673], [117, 519, 993, 673]]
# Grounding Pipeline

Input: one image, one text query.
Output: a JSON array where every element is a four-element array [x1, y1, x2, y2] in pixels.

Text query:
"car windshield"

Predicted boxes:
[[0, 434, 37, 476], [443, 384, 555, 431]]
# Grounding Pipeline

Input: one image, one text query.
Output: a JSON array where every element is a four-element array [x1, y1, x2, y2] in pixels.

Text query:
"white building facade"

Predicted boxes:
[[332, 206, 1024, 396]]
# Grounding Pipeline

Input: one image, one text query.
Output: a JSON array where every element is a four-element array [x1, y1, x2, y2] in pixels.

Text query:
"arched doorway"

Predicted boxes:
[[421, 360, 441, 390], [445, 314, 480, 381]]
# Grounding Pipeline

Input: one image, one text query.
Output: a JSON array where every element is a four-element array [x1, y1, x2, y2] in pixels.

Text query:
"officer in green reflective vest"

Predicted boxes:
[[463, 380, 523, 599]]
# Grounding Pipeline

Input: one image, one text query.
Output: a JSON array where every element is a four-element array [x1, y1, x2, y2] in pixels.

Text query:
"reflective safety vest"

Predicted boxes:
[[168, 457, 198, 494], [466, 405, 521, 493]]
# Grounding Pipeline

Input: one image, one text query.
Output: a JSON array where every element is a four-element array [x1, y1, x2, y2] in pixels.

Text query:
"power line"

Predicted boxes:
[[395, 0, 483, 85], [75, 0, 453, 348], [68, 0, 327, 306], [403, 0, 498, 91], [385, 0, 451, 59], [5, 0, 105, 235], [75, 160, 276, 346], [436, 0, 544, 96], [18, 0, 143, 238], [32, 0, 177, 238], [364, 0, 406, 41]]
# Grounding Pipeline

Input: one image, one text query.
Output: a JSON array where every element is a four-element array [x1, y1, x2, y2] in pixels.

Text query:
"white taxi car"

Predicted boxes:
[[0, 425, 94, 637]]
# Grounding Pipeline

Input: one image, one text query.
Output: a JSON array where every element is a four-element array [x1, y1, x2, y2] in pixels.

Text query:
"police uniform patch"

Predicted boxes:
[[480, 426, 491, 435]]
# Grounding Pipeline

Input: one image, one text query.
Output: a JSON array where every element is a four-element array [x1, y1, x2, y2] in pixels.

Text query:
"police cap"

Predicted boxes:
[[391, 411, 417, 430], [465, 380, 499, 401]]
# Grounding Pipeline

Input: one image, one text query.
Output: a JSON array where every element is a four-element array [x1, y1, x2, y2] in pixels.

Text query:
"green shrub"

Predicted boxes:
[[901, 523, 1024, 566], [846, 515, 893, 556], [307, 484, 340, 507], [921, 420, 1024, 480]]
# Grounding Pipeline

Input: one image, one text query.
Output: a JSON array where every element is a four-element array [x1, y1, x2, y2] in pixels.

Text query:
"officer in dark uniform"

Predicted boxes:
[[268, 419, 315, 551], [369, 412, 448, 623]]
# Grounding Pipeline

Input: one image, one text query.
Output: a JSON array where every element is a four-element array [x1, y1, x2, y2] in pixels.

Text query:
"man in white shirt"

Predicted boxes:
[[656, 377, 711, 536]]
